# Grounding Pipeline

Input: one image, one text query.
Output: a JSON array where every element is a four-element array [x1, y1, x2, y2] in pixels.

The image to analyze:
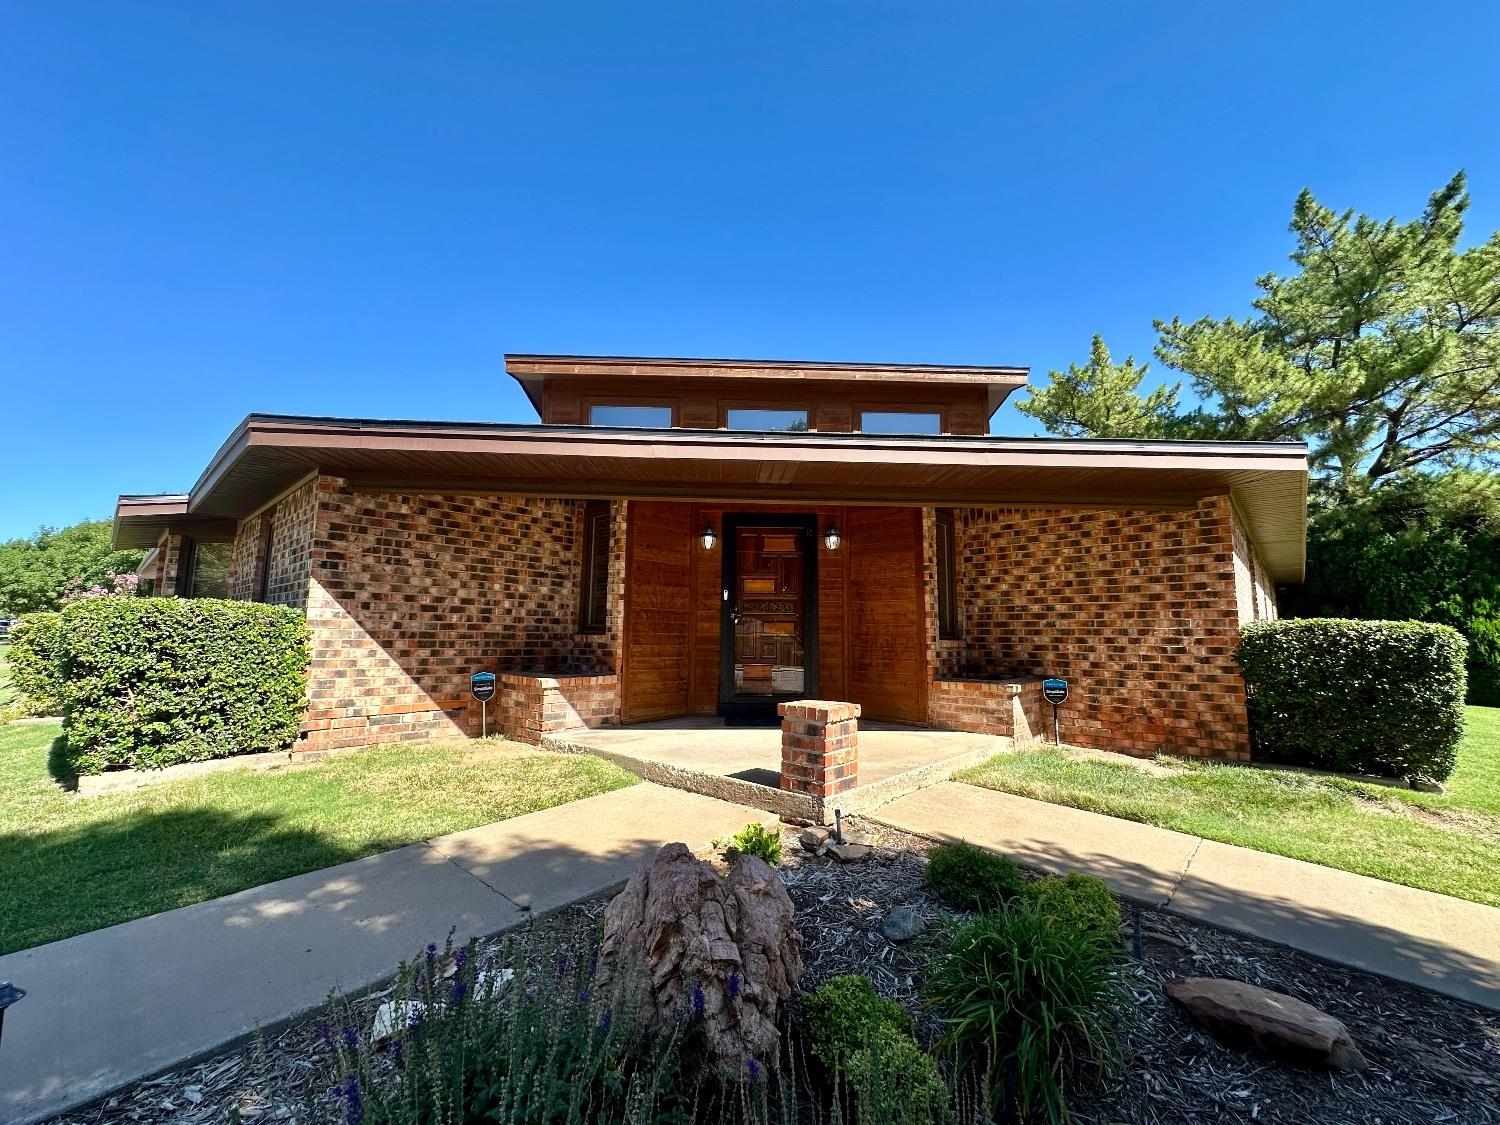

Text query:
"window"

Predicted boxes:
[[935, 509, 958, 640], [578, 501, 611, 633], [184, 540, 231, 599], [725, 408, 809, 432], [860, 410, 942, 435], [256, 516, 277, 602], [589, 404, 673, 427]]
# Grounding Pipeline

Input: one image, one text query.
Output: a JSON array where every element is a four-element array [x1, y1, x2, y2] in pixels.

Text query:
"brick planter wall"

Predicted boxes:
[[494, 672, 621, 744], [928, 676, 1045, 746], [779, 699, 861, 802]]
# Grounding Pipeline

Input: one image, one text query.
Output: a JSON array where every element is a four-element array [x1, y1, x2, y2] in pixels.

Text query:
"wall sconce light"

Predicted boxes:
[[700, 524, 718, 550], [823, 523, 841, 551]]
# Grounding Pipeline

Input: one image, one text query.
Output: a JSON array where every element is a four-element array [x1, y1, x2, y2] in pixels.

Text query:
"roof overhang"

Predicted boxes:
[[504, 353, 1032, 420], [118, 413, 1309, 580], [112, 494, 238, 550]]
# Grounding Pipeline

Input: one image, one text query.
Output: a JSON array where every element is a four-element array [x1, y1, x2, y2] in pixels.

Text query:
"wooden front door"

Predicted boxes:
[[720, 515, 818, 723]]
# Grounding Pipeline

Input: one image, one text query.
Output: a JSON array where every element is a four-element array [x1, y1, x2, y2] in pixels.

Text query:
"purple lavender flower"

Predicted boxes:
[[746, 1058, 761, 1081], [691, 983, 705, 1016], [554, 953, 569, 977], [340, 1025, 359, 1049], [333, 1076, 363, 1125], [588, 953, 599, 976], [727, 972, 741, 999], [598, 1009, 613, 1035], [453, 948, 469, 970], [577, 988, 591, 1003], [450, 979, 467, 1005], [426, 942, 438, 958]]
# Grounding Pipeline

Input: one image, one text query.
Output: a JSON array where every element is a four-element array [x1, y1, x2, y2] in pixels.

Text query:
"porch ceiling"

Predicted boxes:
[[116, 414, 1310, 579]]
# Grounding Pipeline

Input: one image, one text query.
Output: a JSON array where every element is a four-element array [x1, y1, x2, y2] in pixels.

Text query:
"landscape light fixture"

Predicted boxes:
[[700, 524, 718, 550], [823, 523, 841, 551]]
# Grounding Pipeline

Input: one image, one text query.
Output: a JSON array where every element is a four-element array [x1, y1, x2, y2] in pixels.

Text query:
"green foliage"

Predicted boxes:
[[1282, 472, 1500, 705], [58, 597, 310, 774], [923, 842, 1025, 911], [6, 612, 63, 715], [723, 821, 783, 865], [804, 977, 946, 1125], [842, 1027, 951, 1125], [1021, 873, 1120, 941], [925, 904, 1126, 1124], [0, 520, 144, 616], [804, 975, 914, 1064], [1237, 618, 1467, 781], [1016, 334, 1184, 439], [1023, 175, 1500, 495]]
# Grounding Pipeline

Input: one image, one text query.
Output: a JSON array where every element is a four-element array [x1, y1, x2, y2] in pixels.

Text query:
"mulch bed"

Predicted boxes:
[[46, 822, 1500, 1125]]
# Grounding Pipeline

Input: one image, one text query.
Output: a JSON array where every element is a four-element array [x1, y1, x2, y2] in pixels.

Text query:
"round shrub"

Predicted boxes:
[[1022, 873, 1120, 940], [58, 596, 310, 773], [804, 974, 913, 1065], [925, 902, 1126, 1123], [843, 1025, 949, 1125], [7, 612, 63, 716], [1237, 618, 1467, 781], [923, 842, 1025, 911]]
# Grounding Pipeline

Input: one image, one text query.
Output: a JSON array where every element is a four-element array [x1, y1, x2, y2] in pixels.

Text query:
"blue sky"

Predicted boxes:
[[2, 1, 1496, 540]]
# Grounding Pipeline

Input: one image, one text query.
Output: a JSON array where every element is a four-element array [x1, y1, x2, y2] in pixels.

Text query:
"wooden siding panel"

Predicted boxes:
[[622, 501, 693, 721], [847, 507, 926, 722]]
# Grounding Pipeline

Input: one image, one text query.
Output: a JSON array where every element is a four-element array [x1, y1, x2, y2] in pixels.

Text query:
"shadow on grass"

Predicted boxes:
[[46, 733, 77, 792], [0, 802, 395, 956]]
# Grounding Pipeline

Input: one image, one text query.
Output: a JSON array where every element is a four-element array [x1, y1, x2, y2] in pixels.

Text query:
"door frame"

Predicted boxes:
[[718, 513, 819, 724]]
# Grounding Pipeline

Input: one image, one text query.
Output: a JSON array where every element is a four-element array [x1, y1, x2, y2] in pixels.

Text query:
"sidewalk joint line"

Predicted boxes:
[[1164, 836, 1204, 907], [418, 840, 523, 909]]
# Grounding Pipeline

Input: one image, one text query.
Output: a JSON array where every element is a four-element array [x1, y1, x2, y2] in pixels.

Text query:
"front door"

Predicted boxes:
[[719, 515, 818, 724]]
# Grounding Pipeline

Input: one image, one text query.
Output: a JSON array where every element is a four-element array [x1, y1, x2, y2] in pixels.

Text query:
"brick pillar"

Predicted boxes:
[[778, 699, 860, 801]]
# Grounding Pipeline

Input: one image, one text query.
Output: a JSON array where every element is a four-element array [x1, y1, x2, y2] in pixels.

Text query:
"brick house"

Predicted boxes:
[[113, 354, 1306, 761]]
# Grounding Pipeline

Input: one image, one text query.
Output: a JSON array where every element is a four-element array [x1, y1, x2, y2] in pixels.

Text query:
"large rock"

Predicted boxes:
[[597, 842, 802, 1073], [1164, 977, 1367, 1071]]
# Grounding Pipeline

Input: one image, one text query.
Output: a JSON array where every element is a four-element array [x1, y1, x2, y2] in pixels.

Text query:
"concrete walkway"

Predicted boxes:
[[0, 785, 774, 1125], [875, 783, 1500, 1013]]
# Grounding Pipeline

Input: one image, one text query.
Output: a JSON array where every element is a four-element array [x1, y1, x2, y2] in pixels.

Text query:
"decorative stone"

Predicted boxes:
[[799, 826, 831, 851], [370, 1000, 425, 1044], [880, 906, 925, 942], [823, 842, 871, 863], [1408, 777, 1444, 793], [597, 842, 803, 1074], [1164, 977, 1367, 1071]]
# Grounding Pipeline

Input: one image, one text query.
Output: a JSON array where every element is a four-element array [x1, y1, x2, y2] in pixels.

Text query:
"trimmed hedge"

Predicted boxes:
[[1237, 619, 1467, 782], [7, 612, 64, 715], [59, 597, 310, 774]]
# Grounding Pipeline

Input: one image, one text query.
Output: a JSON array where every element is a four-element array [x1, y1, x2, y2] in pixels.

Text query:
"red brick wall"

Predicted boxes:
[[494, 673, 621, 744], [228, 478, 319, 607], [1231, 504, 1278, 625], [950, 496, 1250, 760], [927, 677, 1046, 746], [224, 476, 624, 751]]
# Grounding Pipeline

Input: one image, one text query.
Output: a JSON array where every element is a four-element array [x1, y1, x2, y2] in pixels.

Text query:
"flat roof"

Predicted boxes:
[[114, 413, 1308, 579], [504, 353, 1032, 418]]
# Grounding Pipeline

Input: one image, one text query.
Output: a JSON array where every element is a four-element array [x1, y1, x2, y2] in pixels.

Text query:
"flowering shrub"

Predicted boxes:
[[61, 571, 139, 604], [58, 597, 309, 773]]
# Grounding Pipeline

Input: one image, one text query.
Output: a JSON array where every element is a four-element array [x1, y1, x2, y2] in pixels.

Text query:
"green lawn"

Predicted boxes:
[[958, 705, 1500, 908], [0, 721, 636, 954]]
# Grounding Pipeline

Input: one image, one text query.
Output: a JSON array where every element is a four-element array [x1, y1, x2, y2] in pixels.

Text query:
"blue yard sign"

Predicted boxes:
[[1041, 678, 1068, 744], [471, 671, 497, 738]]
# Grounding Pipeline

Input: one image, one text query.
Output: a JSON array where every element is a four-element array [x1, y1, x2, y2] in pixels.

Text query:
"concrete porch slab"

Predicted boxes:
[[544, 719, 1009, 822]]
